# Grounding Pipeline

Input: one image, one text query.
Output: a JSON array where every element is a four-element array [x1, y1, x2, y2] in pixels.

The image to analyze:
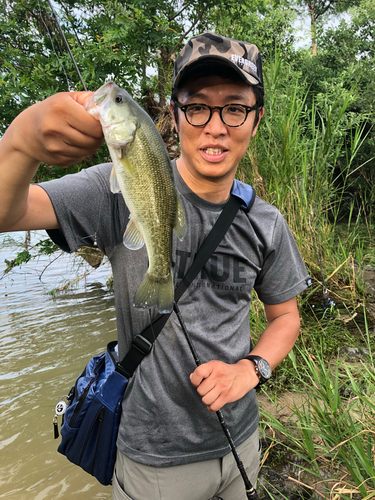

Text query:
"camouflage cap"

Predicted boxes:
[[173, 32, 263, 88]]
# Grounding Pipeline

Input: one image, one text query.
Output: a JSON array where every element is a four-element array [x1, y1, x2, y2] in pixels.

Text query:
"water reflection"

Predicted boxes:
[[0, 231, 115, 499]]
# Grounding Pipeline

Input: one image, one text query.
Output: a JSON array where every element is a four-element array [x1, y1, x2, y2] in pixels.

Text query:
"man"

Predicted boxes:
[[0, 33, 310, 499]]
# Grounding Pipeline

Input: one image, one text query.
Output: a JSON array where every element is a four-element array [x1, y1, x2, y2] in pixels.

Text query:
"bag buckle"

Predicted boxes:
[[132, 335, 153, 355]]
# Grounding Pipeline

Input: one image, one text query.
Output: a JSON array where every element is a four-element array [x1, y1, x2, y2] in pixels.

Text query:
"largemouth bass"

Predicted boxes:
[[85, 82, 186, 314]]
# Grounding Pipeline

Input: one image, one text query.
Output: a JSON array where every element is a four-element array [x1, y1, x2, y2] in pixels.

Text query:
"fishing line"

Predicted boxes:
[[306, 167, 335, 312], [308, 215, 334, 311], [45, 0, 87, 90], [37, 0, 71, 90], [41, 0, 109, 250], [32, 8, 258, 494], [173, 302, 259, 500], [300, 156, 334, 312], [148, 309, 157, 343], [39, 0, 111, 269]]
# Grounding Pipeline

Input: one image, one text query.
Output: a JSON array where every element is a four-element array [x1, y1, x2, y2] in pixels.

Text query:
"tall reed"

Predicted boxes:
[[238, 48, 370, 277]]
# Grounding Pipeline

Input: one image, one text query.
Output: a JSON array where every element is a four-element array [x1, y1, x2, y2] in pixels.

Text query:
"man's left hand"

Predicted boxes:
[[190, 359, 259, 412], [190, 298, 301, 413]]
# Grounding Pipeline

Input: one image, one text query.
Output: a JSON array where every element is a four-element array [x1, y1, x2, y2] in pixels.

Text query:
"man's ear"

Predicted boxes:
[[170, 102, 179, 133], [251, 107, 264, 137]]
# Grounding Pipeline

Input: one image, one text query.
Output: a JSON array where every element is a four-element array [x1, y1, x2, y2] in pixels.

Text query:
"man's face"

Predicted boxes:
[[172, 75, 263, 186]]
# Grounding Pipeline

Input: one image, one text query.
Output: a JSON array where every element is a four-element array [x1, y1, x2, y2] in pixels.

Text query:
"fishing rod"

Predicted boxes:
[[45, 0, 87, 90], [44, 6, 258, 496], [173, 302, 259, 500]]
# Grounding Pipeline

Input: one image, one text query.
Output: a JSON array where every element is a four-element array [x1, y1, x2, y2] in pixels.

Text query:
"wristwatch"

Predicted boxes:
[[243, 355, 272, 387]]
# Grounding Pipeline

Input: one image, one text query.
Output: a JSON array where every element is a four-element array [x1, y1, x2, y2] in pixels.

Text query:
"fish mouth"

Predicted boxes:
[[85, 81, 116, 114], [93, 82, 115, 104]]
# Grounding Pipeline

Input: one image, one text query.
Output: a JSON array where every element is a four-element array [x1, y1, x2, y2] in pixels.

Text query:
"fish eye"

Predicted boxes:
[[115, 95, 123, 104]]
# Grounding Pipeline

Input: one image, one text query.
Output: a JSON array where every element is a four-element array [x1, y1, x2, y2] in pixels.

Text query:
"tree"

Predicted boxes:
[[210, 0, 297, 62], [294, 0, 375, 217], [295, 0, 361, 54], [0, 0, 261, 132]]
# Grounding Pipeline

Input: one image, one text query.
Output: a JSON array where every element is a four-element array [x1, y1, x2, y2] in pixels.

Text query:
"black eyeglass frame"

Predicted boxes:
[[174, 101, 259, 128]]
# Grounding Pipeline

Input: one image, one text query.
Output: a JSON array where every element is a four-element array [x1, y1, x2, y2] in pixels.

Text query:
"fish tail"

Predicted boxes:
[[133, 271, 174, 314]]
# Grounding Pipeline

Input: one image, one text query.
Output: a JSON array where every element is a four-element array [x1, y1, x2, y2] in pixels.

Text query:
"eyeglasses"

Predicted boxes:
[[174, 101, 258, 127]]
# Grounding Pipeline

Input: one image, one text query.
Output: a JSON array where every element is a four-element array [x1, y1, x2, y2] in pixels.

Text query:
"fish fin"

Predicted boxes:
[[115, 148, 123, 159], [110, 166, 121, 193], [123, 216, 145, 250], [133, 270, 174, 314], [173, 196, 187, 241]]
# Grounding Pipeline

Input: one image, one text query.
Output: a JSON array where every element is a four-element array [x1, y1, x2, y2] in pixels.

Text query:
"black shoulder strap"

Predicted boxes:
[[116, 191, 254, 378]]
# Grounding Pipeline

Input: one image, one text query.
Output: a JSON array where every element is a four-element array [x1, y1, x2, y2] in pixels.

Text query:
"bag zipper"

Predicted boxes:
[[69, 356, 105, 427], [89, 406, 105, 474], [78, 404, 105, 466]]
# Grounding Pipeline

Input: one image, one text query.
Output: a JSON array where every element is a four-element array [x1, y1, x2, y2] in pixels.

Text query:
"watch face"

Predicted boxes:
[[257, 359, 272, 380]]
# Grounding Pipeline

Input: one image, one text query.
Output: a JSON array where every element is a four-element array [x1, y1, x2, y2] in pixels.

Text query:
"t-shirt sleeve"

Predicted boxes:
[[38, 163, 127, 255], [254, 211, 311, 304]]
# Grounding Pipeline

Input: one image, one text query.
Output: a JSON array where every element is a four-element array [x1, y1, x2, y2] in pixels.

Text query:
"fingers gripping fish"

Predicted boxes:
[[85, 82, 186, 314]]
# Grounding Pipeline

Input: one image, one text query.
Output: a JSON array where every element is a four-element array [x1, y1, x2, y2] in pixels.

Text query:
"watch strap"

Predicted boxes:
[[244, 355, 263, 363]]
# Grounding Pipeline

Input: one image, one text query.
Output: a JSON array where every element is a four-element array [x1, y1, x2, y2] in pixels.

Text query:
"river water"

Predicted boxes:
[[0, 231, 115, 499]]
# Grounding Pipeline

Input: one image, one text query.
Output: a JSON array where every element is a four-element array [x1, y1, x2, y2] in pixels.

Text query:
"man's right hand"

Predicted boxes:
[[0, 91, 104, 232], [9, 91, 103, 167]]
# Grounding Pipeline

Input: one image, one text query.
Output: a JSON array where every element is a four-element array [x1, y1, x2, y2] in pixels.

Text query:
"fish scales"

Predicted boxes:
[[121, 125, 176, 281]]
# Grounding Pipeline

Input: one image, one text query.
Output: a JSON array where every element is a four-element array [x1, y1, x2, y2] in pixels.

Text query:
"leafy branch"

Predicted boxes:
[[2, 238, 59, 276]]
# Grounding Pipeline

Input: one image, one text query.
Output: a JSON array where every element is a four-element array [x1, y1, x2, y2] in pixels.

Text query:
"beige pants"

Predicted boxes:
[[112, 429, 261, 500]]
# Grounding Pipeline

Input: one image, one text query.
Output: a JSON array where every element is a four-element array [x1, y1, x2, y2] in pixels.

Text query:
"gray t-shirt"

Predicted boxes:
[[40, 161, 310, 467]]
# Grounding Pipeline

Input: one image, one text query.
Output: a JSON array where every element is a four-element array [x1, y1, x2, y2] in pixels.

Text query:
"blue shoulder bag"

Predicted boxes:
[[53, 188, 254, 486]]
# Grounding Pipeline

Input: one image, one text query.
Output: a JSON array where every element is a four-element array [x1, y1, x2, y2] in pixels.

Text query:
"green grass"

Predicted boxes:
[[251, 294, 374, 395], [257, 307, 375, 499]]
